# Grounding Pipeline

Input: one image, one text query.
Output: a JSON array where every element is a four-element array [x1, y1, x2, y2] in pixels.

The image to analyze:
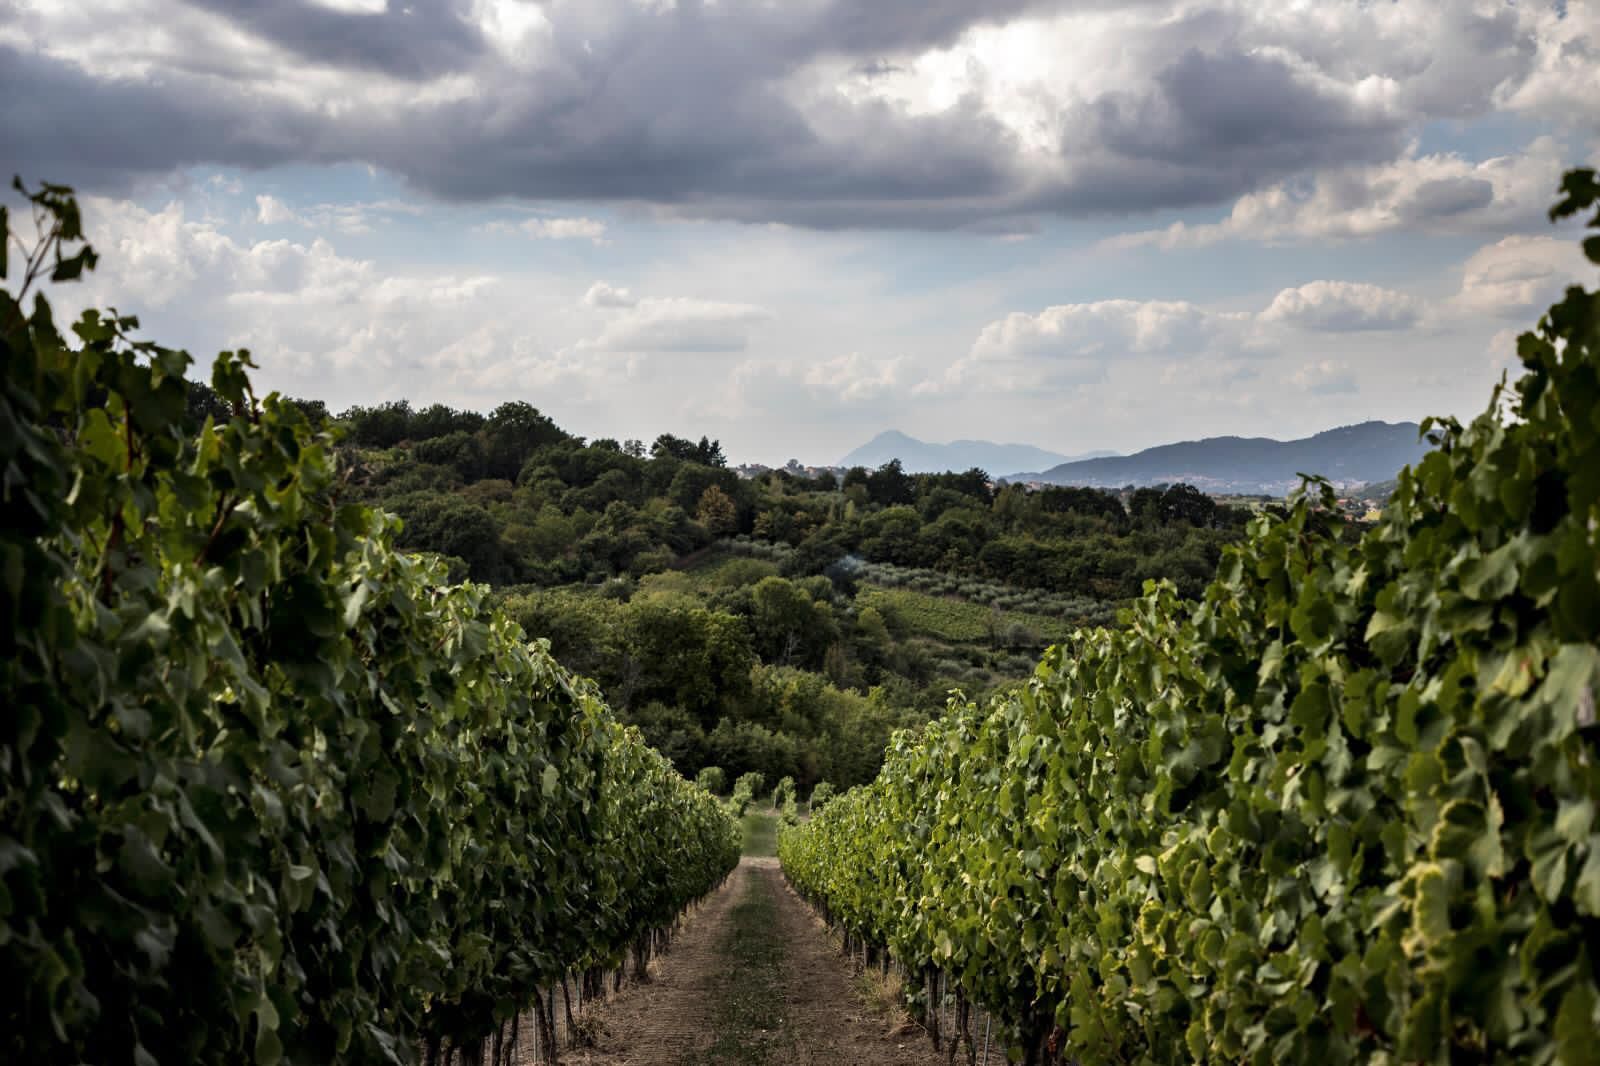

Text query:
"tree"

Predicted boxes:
[[1035, 485, 1126, 524], [285, 396, 330, 427], [668, 463, 740, 514], [340, 399, 414, 447], [627, 702, 709, 774], [621, 601, 755, 721], [388, 492, 510, 582], [852, 606, 891, 672], [1128, 486, 1166, 524], [695, 436, 727, 468], [483, 401, 567, 480], [1159, 482, 1217, 527], [652, 434, 698, 463], [649, 433, 726, 467], [750, 576, 838, 668], [921, 467, 992, 503], [185, 380, 232, 426], [859, 506, 924, 566], [412, 430, 488, 481], [697, 484, 738, 536], [865, 459, 915, 506], [502, 590, 626, 684], [990, 482, 1030, 527], [411, 403, 485, 441]]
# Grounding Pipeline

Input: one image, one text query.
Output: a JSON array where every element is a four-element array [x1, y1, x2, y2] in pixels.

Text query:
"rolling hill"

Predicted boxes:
[[1011, 421, 1426, 494]]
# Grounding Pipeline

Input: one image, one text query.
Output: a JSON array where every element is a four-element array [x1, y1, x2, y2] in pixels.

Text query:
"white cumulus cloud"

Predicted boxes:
[[582, 281, 638, 308], [1261, 281, 1423, 332], [581, 295, 771, 353], [489, 216, 609, 243], [929, 300, 1256, 394], [1290, 359, 1359, 396], [255, 193, 299, 226], [1455, 234, 1594, 319], [523, 217, 607, 242], [802, 352, 908, 404]]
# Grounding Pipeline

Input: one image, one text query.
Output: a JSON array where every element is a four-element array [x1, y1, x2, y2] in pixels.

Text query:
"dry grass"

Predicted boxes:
[[853, 965, 912, 1028]]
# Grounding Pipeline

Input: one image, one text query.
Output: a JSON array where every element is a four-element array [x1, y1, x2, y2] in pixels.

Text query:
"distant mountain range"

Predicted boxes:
[[1010, 421, 1427, 494], [838, 430, 1114, 476]]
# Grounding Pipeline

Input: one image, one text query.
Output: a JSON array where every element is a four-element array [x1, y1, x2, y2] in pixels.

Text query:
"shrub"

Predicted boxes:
[[771, 775, 797, 808]]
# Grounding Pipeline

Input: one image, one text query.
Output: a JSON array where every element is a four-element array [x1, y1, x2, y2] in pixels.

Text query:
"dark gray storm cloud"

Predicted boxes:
[[2, 0, 1054, 223], [0, 0, 1565, 229], [1402, 178, 1498, 221], [181, 0, 486, 80], [1038, 47, 1411, 214], [778, 0, 1071, 56], [0, 44, 326, 191]]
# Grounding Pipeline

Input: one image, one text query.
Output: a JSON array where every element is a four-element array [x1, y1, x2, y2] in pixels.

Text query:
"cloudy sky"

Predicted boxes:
[[5, 0, 1598, 465]]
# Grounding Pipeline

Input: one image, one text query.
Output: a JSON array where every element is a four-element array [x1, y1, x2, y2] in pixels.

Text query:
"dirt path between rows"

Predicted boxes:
[[564, 857, 945, 1066]]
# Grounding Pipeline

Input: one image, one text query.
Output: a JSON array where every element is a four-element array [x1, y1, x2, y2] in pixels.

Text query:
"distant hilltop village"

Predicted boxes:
[[735, 459, 844, 480]]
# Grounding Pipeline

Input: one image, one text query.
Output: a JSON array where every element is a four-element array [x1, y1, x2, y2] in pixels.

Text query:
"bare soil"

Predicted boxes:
[[563, 857, 943, 1066]]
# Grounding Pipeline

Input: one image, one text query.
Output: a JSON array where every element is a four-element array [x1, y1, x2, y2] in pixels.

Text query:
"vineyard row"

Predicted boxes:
[[780, 172, 1600, 1066], [1, 184, 740, 1066]]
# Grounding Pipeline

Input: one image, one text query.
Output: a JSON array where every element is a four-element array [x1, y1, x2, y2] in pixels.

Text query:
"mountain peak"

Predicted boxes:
[[838, 431, 1107, 477]]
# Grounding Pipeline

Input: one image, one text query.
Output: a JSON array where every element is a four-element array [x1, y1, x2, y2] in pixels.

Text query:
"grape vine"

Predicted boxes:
[[0, 181, 740, 1066], [781, 169, 1600, 1065]]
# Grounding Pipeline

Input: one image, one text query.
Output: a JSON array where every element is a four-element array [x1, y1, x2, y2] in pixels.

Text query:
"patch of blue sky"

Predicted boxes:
[[1412, 115, 1566, 160]]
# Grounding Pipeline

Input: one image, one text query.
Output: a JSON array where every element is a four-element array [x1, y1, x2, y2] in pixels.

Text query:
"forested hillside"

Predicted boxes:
[[203, 392, 1261, 788], [297, 402, 1251, 599]]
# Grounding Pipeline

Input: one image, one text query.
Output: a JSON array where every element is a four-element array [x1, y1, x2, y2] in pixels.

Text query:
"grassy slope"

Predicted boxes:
[[857, 585, 1075, 645], [637, 554, 781, 598]]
